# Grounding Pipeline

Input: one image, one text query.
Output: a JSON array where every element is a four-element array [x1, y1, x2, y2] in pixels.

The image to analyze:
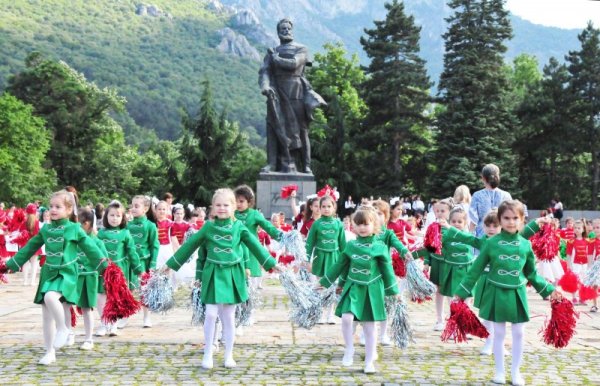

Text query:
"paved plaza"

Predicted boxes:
[[1, 273, 599, 385]]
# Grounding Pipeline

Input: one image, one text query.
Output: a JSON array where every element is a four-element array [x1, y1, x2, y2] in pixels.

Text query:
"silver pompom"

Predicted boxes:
[[385, 295, 399, 316], [279, 269, 323, 329], [277, 230, 307, 262], [190, 285, 205, 325], [140, 271, 175, 313], [320, 282, 338, 309], [406, 259, 436, 302], [584, 259, 600, 287], [391, 301, 415, 349], [235, 281, 262, 327]]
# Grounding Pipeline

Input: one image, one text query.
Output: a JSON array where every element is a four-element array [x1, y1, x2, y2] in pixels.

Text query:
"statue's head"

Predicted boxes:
[[277, 18, 294, 43]]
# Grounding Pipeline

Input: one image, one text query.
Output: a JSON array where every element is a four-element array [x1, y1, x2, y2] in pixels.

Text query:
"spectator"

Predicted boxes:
[[412, 195, 425, 215], [469, 164, 512, 237]]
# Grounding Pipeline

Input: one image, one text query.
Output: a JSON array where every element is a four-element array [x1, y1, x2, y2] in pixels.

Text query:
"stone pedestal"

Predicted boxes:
[[256, 172, 316, 222]]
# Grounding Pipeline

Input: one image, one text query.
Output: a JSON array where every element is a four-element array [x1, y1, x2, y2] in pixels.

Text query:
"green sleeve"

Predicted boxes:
[[378, 249, 400, 296], [387, 230, 409, 256], [78, 230, 107, 273], [240, 226, 276, 271], [167, 226, 207, 271], [6, 233, 45, 272], [320, 250, 350, 288], [523, 246, 554, 298], [455, 242, 491, 299], [520, 220, 539, 240], [305, 221, 318, 261], [256, 211, 283, 241], [337, 220, 347, 254], [126, 232, 143, 275], [148, 223, 159, 269], [444, 226, 484, 249], [415, 248, 430, 264]]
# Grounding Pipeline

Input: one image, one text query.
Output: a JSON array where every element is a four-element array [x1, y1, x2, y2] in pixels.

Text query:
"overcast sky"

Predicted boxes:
[[505, 0, 600, 30]]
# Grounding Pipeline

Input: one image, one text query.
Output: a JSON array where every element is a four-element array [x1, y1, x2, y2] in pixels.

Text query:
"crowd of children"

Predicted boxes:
[[1, 183, 598, 385]]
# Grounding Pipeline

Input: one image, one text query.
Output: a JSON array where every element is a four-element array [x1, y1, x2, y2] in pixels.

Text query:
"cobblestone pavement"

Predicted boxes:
[[1, 273, 599, 385]]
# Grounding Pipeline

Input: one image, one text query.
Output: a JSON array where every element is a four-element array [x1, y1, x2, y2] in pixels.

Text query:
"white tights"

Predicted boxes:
[[435, 291, 446, 323], [82, 308, 94, 341], [41, 291, 69, 355], [493, 322, 525, 379], [22, 256, 38, 285], [342, 313, 376, 366], [204, 304, 236, 360]]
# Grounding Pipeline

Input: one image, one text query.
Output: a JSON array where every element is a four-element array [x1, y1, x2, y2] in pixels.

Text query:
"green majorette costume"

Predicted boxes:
[[305, 215, 346, 277], [320, 235, 399, 321], [378, 227, 409, 256], [5, 218, 106, 305], [76, 235, 108, 309], [455, 230, 554, 323], [97, 227, 143, 292], [127, 215, 159, 288], [235, 208, 282, 277], [436, 227, 475, 297], [445, 221, 539, 308], [421, 226, 449, 286], [166, 218, 277, 304]]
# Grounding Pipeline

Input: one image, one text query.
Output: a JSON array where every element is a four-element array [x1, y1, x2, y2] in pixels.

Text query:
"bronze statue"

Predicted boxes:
[[259, 18, 325, 174]]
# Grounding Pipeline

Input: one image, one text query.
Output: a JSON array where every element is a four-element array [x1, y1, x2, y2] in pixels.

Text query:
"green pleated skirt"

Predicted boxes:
[[335, 279, 387, 322], [477, 282, 530, 323], [311, 250, 340, 278], [438, 263, 471, 297], [473, 269, 489, 309], [429, 255, 444, 286], [77, 273, 99, 308], [201, 262, 247, 305]]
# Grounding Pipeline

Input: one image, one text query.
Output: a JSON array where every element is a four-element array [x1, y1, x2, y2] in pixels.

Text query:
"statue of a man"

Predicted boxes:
[[259, 18, 325, 174]]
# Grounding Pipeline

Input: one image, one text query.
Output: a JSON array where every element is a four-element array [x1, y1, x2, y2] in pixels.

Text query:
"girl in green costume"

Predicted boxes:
[[422, 198, 453, 331], [1, 190, 106, 365], [319, 206, 400, 374], [455, 200, 562, 386], [76, 208, 108, 350], [306, 195, 346, 324], [127, 195, 159, 328], [162, 188, 279, 370], [96, 200, 143, 335]]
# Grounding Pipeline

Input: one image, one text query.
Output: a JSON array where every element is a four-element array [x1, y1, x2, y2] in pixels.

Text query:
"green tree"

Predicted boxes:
[[179, 80, 264, 206], [431, 0, 517, 196], [359, 0, 433, 195], [566, 22, 600, 208], [7, 52, 126, 191], [307, 42, 368, 203], [0, 93, 56, 204]]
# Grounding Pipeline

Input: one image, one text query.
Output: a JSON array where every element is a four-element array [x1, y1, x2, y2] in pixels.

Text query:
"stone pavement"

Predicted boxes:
[[1, 273, 599, 385]]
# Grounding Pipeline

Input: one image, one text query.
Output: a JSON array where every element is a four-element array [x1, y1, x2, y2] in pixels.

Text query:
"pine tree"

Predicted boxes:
[[431, 0, 516, 196], [566, 22, 600, 208], [359, 0, 432, 195]]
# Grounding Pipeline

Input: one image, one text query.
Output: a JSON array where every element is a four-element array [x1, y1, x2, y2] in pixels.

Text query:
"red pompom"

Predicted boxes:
[[441, 299, 489, 343], [0, 259, 8, 284], [558, 269, 580, 293], [278, 254, 295, 265], [39, 255, 46, 267], [559, 259, 568, 272], [280, 184, 298, 199], [541, 298, 579, 348], [411, 294, 432, 303], [317, 185, 339, 201], [70, 306, 77, 327], [391, 248, 407, 278], [578, 284, 599, 302], [424, 223, 442, 254], [102, 262, 141, 324], [530, 223, 560, 262]]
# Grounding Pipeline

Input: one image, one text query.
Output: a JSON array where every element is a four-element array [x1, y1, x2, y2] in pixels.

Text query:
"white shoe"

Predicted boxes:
[[433, 322, 445, 331], [67, 332, 75, 346], [109, 325, 119, 336], [201, 355, 213, 369], [38, 352, 56, 365], [342, 349, 354, 367], [511, 373, 525, 386], [480, 341, 493, 355], [235, 326, 244, 336], [53, 329, 70, 349], [116, 318, 129, 329], [143, 316, 152, 328], [380, 335, 392, 346], [492, 374, 506, 384], [95, 325, 107, 337], [359, 332, 366, 346], [80, 340, 94, 350], [224, 356, 237, 368], [364, 362, 376, 374], [327, 315, 336, 325]]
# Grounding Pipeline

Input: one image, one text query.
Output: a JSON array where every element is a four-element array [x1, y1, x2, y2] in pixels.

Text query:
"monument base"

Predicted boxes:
[[256, 171, 316, 223]]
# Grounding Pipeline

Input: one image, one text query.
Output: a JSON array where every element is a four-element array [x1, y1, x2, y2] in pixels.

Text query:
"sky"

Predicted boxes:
[[505, 0, 600, 30]]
